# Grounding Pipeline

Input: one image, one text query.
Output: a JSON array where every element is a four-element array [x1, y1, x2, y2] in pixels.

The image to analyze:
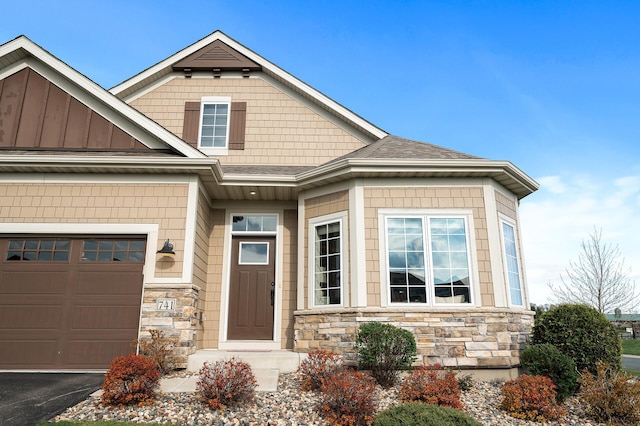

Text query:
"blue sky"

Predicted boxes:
[[3, 1, 639, 307]]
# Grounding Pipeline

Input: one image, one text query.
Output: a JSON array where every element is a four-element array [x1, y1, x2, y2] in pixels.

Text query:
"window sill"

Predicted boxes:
[[200, 147, 229, 156]]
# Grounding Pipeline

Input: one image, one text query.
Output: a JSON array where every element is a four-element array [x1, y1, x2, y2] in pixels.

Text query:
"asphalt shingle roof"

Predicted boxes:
[[324, 135, 481, 164]]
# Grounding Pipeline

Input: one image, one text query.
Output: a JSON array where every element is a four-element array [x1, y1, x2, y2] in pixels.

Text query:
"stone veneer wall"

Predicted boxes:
[[294, 308, 534, 370], [140, 285, 201, 365]]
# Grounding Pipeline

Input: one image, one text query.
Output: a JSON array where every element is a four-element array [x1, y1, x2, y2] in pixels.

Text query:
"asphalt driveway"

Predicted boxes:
[[0, 372, 104, 425]]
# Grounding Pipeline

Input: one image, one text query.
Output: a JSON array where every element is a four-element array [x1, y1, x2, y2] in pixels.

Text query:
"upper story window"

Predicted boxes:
[[384, 214, 473, 305], [501, 220, 523, 306], [183, 98, 246, 153], [198, 96, 231, 151]]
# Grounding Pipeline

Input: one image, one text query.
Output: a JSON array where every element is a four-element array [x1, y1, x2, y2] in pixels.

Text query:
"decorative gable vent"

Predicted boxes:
[[172, 39, 261, 76]]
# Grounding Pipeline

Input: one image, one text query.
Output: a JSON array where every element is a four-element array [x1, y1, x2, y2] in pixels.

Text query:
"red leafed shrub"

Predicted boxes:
[[101, 353, 160, 406], [319, 370, 379, 426], [500, 374, 566, 422], [196, 358, 257, 410], [297, 349, 344, 391], [399, 364, 463, 409]]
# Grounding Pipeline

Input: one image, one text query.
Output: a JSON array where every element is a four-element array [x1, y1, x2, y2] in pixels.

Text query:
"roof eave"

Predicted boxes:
[[296, 158, 539, 199]]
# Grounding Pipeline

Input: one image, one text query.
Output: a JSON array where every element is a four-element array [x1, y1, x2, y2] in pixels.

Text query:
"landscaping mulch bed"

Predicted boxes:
[[53, 373, 603, 425]]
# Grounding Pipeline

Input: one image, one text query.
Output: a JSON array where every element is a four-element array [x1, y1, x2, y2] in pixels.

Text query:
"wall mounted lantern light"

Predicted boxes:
[[156, 239, 175, 258]]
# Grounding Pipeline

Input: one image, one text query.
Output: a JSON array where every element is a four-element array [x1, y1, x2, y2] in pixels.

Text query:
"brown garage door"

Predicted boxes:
[[0, 237, 145, 369]]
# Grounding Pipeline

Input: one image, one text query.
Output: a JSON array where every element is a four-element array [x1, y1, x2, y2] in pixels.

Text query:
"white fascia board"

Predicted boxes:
[[297, 158, 539, 196], [0, 37, 205, 159], [0, 155, 224, 183], [110, 31, 387, 141]]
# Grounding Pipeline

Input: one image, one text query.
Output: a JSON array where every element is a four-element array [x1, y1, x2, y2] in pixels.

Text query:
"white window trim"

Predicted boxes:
[[499, 215, 524, 307], [198, 95, 231, 155], [308, 212, 347, 308], [379, 209, 478, 307], [238, 241, 270, 265]]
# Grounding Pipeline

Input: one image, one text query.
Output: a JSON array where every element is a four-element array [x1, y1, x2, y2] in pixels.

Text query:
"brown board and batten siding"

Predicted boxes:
[[0, 68, 149, 151], [182, 101, 247, 150]]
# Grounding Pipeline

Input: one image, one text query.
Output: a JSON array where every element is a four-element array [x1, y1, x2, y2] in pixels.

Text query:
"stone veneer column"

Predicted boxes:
[[139, 285, 200, 366]]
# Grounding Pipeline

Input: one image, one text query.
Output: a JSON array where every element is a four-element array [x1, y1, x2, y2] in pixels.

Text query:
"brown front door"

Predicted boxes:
[[227, 236, 275, 340]]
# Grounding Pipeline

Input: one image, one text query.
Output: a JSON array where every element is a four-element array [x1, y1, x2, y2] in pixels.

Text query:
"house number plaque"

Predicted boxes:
[[157, 298, 177, 311]]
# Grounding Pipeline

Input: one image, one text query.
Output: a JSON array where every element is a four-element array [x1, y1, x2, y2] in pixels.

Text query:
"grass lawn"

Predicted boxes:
[[622, 339, 640, 355]]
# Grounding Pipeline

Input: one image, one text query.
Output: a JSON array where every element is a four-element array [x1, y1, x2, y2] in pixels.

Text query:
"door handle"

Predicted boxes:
[[270, 282, 275, 306]]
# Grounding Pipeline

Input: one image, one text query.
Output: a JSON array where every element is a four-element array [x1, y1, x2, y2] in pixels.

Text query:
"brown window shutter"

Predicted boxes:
[[182, 101, 201, 148], [229, 101, 246, 150]]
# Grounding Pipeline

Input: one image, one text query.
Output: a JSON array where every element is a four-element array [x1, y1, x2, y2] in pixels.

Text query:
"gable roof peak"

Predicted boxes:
[[110, 30, 387, 142]]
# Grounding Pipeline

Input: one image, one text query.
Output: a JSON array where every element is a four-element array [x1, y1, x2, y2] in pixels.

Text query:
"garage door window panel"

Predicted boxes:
[[82, 239, 145, 262], [6, 239, 70, 261]]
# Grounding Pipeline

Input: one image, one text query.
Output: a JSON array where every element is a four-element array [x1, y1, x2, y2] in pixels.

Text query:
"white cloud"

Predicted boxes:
[[520, 172, 640, 309]]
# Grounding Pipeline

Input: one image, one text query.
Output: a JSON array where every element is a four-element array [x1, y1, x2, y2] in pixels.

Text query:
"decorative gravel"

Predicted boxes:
[[53, 373, 604, 425]]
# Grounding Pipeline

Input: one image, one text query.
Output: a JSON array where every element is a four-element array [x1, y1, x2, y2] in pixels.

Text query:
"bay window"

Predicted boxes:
[[385, 214, 473, 305]]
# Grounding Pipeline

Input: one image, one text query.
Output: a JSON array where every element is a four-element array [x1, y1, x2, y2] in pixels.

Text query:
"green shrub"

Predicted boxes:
[[500, 374, 566, 422], [318, 370, 379, 426], [374, 402, 483, 426], [521, 343, 579, 401], [297, 349, 344, 391], [101, 353, 160, 406], [399, 365, 463, 409], [455, 372, 474, 392], [356, 321, 417, 387], [579, 362, 640, 425], [532, 304, 621, 374], [196, 358, 257, 409]]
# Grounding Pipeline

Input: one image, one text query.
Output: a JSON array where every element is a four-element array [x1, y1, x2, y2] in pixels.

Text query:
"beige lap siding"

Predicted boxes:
[[363, 186, 495, 307], [192, 191, 212, 349], [129, 77, 368, 166], [303, 191, 350, 309], [280, 209, 298, 349], [0, 182, 189, 278], [201, 208, 226, 348], [495, 190, 518, 220]]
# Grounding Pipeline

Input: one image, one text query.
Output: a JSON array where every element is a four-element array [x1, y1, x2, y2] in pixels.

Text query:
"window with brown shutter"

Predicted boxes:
[[182, 100, 246, 151]]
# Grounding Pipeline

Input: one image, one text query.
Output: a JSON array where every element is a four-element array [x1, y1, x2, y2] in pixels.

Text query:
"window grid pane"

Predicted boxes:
[[387, 218, 426, 303], [502, 222, 523, 305], [200, 103, 229, 148], [314, 222, 341, 305], [430, 218, 471, 304], [81, 239, 145, 262], [6, 239, 70, 262], [232, 215, 278, 233]]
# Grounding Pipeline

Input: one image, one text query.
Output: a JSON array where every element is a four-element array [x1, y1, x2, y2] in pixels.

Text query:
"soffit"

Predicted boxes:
[[0, 154, 537, 201]]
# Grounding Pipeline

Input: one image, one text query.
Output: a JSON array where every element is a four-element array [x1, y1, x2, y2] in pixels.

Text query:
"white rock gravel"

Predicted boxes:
[[53, 373, 604, 425]]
